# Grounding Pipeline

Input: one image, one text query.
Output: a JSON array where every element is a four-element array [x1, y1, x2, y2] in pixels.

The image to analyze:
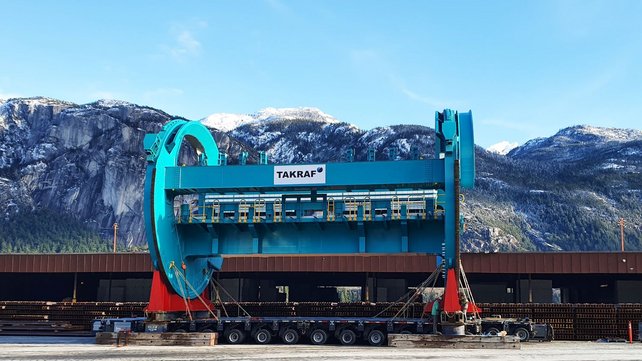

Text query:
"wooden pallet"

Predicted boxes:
[[96, 332, 218, 346], [95, 332, 217, 346], [388, 333, 521, 349]]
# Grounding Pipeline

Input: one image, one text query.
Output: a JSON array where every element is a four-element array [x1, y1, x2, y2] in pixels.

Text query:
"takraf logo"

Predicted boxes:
[[276, 166, 323, 179], [274, 164, 326, 185]]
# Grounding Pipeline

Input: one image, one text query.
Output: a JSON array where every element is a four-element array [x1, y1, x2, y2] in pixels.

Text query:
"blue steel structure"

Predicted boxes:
[[143, 109, 475, 300]]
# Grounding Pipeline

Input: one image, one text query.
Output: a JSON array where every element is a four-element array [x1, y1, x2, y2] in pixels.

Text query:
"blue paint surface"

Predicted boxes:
[[144, 110, 475, 298]]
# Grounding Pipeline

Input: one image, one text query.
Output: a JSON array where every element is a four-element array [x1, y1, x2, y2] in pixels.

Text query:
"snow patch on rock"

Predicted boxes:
[[201, 107, 340, 131], [487, 141, 518, 155]]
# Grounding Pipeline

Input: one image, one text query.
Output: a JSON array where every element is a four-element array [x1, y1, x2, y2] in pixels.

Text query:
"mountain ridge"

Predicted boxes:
[[201, 107, 341, 132], [0, 97, 640, 253]]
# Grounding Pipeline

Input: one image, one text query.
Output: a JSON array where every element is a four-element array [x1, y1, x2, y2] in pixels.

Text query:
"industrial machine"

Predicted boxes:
[[480, 316, 553, 342], [142, 109, 478, 343]]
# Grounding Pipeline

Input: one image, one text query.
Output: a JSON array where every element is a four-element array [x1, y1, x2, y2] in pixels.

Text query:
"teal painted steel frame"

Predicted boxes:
[[164, 160, 444, 193], [144, 110, 475, 298]]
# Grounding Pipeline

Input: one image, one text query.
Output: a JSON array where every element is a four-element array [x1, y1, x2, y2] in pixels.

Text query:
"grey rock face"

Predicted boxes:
[[0, 98, 171, 246], [1, 98, 640, 252]]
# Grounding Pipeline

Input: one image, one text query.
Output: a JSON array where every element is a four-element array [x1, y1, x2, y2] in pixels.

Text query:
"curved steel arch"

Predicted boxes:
[[144, 120, 219, 298], [458, 111, 475, 189]]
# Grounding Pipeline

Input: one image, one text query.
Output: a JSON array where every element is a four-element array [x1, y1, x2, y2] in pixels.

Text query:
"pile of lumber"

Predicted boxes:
[[0, 319, 86, 336]]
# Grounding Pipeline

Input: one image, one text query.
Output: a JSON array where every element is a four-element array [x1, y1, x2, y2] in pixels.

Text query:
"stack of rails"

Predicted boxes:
[[616, 304, 642, 341], [575, 304, 617, 341], [0, 319, 85, 336], [531, 303, 575, 341], [478, 303, 575, 340], [477, 303, 642, 341], [477, 303, 532, 319], [214, 302, 426, 318], [218, 302, 297, 317], [1, 301, 640, 340], [0, 301, 147, 334]]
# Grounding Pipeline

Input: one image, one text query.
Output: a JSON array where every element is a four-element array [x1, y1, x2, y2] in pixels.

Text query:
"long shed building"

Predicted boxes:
[[0, 252, 641, 304]]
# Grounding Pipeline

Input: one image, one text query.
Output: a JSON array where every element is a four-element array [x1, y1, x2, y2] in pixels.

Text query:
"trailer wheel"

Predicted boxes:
[[224, 328, 246, 344], [367, 329, 385, 346], [514, 327, 530, 342], [253, 328, 272, 344], [339, 329, 356, 345], [309, 329, 328, 345], [486, 327, 500, 336], [281, 328, 300, 344]]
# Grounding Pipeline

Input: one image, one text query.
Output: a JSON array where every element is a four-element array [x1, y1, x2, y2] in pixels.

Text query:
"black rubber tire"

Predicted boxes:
[[309, 329, 328, 345], [514, 327, 530, 342], [224, 328, 246, 344], [200, 328, 214, 333], [367, 329, 386, 346], [253, 328, 272, 344], [486, 327, 500, 336], [338, 329, 357, 346], [174, 328, 187, 333], [281, 328, 300, 345], [399, 330, 412, 335]]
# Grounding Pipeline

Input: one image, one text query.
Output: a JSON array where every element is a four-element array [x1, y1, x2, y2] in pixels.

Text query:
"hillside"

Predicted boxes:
[[0, 97, 640, 252]]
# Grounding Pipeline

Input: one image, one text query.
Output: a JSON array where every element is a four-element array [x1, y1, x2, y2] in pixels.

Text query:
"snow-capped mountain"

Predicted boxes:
[[201, 107, 340, 132], [509, 125, 642, 161], [0, 97, 640, 253], [200, 113, 254, 132], [487, 141, 518, 155]]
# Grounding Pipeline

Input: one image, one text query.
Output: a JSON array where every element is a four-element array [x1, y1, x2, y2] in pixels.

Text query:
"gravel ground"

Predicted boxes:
[[0, 337, 641, 361]]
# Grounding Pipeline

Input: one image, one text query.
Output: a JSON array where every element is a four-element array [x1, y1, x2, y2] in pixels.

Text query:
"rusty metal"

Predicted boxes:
[[0, 252, 641, 274], [0, 301, 147, 333], [0, 253, 154, 273], [221, 254, 437, 273], [478, 303, 642, 341], [462, 252, 642, 275], [0, 300, 640, 340]]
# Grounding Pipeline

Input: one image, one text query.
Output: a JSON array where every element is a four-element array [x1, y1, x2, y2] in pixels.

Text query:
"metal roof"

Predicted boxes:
[[0, 252, 640, 274]]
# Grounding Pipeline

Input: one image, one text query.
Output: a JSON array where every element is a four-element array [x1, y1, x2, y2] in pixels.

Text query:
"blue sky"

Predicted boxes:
[[1, 0, 640, 147]]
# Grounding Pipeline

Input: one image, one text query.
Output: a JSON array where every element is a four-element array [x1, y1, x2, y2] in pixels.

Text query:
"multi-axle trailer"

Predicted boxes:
[[94, 313, 551, 345]]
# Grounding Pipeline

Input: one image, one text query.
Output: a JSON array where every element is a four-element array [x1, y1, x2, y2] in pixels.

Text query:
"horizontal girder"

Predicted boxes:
[[164, 159, 445, 194]]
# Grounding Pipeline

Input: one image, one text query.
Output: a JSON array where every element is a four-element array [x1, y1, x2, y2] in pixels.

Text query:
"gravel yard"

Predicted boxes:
[[0, 337, 641, 361]]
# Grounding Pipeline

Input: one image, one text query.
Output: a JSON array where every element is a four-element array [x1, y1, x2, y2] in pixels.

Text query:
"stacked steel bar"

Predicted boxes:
[[531, 304, 575, 341], [0, 301, 147, 333], [0, 319, 86, 336], [616, 304, 642, 341], [479, 303, 576, 340], [218, 302, 297, 317], [0, 301, 640, 340], [477, 303, 642, 341], [215, 302, 426, 318], [575, 304, 617, 341], [478, 303, 532, 319]]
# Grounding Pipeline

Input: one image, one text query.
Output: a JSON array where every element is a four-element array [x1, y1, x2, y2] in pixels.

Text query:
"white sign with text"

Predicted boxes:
[[274, 164, 326, 185]]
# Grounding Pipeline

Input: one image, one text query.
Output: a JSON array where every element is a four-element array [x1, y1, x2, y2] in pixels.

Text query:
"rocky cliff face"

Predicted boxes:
[[1, 97, 640, 252], [0, 98, 172, 247], [227, 117, 642, 252]]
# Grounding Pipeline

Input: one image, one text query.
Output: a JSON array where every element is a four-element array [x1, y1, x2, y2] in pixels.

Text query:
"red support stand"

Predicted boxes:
[[442, 268, 461, 313], [441, 268, 482, 314], [146, 271, 212, 313]]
